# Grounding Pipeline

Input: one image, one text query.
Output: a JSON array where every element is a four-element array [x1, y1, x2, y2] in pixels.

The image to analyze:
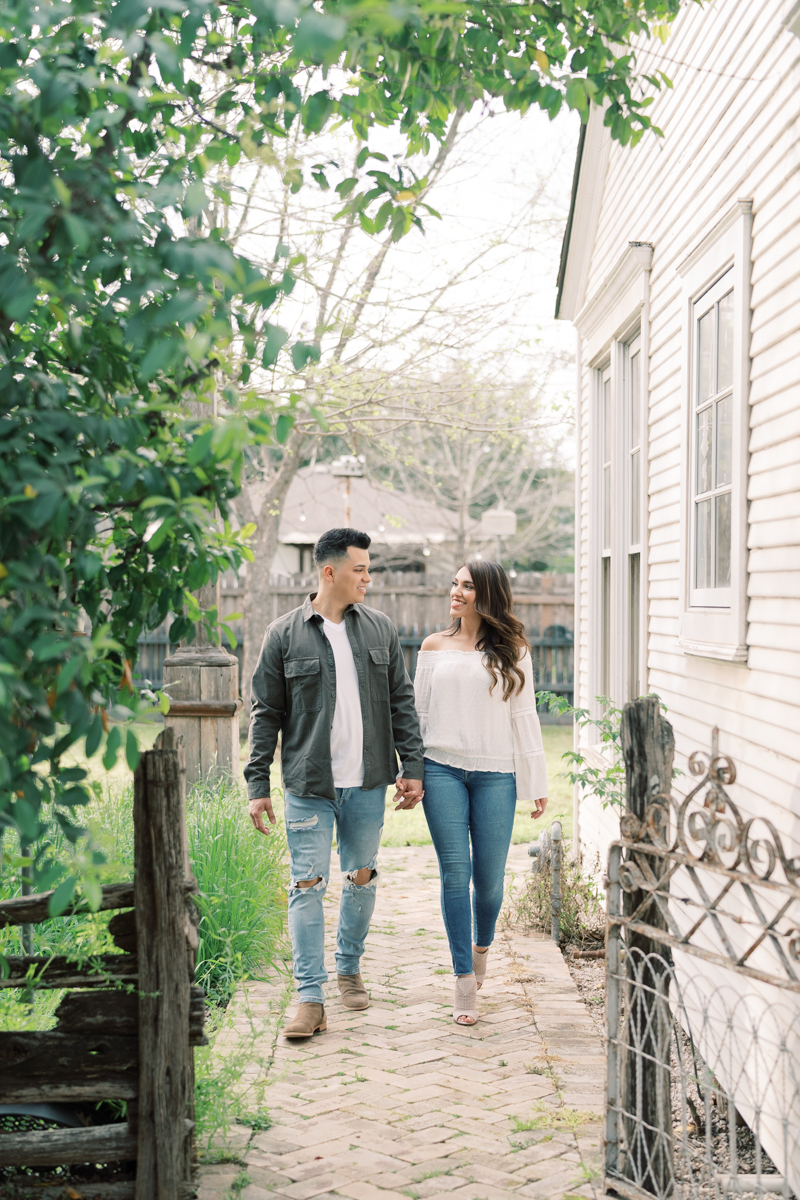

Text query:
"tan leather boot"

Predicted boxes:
[[337, 972, 370, 1010], [283, 1002, 326, 1038]]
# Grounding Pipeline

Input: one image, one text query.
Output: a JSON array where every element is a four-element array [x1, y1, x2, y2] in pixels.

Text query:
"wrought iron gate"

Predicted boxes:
[[605, 703, 800, 1200]]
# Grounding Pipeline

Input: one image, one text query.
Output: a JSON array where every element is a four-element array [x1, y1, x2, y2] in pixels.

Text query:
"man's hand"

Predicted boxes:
[[531, 797, 549, 820], [249, 796, 277, 835], [393, 777, 424, 810]]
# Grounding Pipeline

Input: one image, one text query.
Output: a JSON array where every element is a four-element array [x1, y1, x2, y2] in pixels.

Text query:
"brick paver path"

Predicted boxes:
[[197, 845, 605, 1200]]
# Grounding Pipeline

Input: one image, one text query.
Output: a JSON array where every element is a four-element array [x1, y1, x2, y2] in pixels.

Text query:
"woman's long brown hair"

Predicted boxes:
[[445, 559, 529, 699]]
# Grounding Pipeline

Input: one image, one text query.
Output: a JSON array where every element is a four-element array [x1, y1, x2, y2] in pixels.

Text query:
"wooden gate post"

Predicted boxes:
[[134, 728, 194, 1199], [620, 695, 675, 1197], [162, 645, 241, 786]]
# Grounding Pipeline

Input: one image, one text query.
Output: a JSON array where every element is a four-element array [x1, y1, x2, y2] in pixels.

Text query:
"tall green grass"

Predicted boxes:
[[187, 778, 288, 1005], [0, 776, 288, 1027]]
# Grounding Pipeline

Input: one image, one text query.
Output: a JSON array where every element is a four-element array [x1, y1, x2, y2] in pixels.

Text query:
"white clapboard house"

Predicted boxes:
[[557, 0, 800, 871], [556, 0, 800, 1186]]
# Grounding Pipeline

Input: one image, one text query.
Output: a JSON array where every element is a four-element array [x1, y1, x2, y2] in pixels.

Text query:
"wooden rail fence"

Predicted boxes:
[[0, 730, 204, 1199]]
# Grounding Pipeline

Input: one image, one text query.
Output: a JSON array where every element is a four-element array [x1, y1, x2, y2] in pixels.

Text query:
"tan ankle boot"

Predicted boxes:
[[337, 972, 370, 1010], [283, 1002, 326, 1038]]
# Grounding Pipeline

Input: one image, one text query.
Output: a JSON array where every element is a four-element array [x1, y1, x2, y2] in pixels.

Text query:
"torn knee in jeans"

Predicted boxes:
[[344, 866, 378, 889], [290, 875, 326, 893]]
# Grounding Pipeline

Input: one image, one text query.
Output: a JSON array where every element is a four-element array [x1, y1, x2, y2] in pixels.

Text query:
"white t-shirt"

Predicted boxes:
[[322, 617, 365, 788]]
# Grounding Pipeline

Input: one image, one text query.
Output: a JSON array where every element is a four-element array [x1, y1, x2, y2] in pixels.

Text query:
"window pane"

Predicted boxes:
[[696, 498, 712, 589], [717, 291, 734, 392], [601, 557, 611, 699], [696, 407, 713, 494], [628, 553, 640, 700], [603, 377, 611, 464], [630, 450, 640, 545], [716, 492, 731, 587], [603, 465, 611, 551], [716, 394, 732, 487], [698, 307, 715, 404], [630, 350, 640, 449]]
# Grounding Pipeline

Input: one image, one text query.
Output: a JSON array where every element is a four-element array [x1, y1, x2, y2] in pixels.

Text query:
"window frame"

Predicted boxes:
[[677, 201, 752, 664], [581, 241, 652, 715], [624, 333, 645, 698], [689, 272, 734, 608]]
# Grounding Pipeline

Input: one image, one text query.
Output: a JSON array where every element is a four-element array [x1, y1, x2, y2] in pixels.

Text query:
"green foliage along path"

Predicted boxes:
[[1, 0, 690, 906]]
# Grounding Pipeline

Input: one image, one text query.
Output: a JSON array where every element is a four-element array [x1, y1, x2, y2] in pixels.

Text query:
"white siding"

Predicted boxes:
[[568, 1, 800, 1186], [573, 0, 800, 855]]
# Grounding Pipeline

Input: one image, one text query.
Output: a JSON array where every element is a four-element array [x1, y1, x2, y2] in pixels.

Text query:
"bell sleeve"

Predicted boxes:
[[510, 650, 548, 803]]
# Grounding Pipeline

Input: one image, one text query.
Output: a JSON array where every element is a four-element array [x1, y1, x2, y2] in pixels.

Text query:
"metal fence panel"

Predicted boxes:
[[605, 729, 800, 1200]]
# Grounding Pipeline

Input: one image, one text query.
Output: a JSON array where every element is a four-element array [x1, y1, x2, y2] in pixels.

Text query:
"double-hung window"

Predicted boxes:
[[678, 200, 751, 663], [582, 241, 653, 710], [595, 335, 646, 707], [625, 335, 644, 698], [691, 273, 734, 606], [600, 365, 612, 700]]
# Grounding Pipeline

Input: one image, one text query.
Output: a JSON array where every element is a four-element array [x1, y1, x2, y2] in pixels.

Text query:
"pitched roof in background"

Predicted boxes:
[[277, 465, 458, 547]]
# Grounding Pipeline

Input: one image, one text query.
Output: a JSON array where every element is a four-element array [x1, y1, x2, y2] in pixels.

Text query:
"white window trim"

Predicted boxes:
[[677, 200, 752, 664], [580, 242, 652, 712]]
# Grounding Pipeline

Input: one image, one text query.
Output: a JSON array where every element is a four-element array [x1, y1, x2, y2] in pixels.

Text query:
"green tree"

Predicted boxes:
[[0, 0, 690, 903]]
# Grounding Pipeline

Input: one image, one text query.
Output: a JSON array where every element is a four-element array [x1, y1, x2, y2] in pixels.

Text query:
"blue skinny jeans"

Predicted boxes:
[[422, 758, 517, 976], [284, 785, 385, 1003]]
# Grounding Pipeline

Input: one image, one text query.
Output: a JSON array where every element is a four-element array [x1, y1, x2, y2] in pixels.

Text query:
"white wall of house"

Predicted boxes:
[[558, 0, 800, 1183], [560, 0, 800, 857]]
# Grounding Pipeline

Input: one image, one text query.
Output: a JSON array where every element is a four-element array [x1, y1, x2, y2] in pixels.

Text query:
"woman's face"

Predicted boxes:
[[450, 566, 477, 620]]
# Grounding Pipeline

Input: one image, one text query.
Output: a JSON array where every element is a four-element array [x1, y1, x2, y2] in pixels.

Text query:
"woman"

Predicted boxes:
[[414, 560, 548, 1025]]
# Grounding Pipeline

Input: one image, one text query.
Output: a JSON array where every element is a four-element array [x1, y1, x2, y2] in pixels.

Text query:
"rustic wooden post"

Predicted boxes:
[[620, 695, 675, 1197], [162, 645, 241, 786], [134, 728, 194, 1200]]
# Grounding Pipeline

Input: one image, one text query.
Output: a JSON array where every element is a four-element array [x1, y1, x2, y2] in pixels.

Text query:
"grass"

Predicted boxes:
[[187, 777, 288, 1006], [380, 725, 574, 847], [0, 767, 289, 1148], [512, 1105, 600, 1132]]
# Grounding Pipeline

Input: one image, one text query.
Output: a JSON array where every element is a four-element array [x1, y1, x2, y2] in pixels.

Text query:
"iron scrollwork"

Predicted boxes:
[[613, 729, 800, 987]]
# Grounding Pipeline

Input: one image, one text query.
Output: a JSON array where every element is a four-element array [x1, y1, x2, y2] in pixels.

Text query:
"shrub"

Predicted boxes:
[[513, 843, 605, 948]]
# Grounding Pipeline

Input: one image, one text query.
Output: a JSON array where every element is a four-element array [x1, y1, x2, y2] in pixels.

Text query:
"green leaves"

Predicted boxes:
[[102, 727, 122, 772], [0, 0, 686, 900], [290, 341, 320, 371], [262, 324, 289, 367]]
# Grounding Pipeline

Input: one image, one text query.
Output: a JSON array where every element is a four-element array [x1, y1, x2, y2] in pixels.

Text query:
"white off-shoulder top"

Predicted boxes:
[[413, 649, 548, 803]]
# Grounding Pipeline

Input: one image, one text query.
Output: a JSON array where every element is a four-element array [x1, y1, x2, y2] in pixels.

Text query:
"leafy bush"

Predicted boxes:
[[187, 779, 288, 1006], [538, 691, 627, 809], [1, 0, 692, 903], [513, 843, 605, 948]]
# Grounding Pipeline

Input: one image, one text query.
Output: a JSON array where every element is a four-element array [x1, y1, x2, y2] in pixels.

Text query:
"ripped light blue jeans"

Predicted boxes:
[[284, 786, 385, 1003]]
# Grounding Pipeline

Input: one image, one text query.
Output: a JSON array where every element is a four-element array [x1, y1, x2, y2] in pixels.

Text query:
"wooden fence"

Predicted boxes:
[[136, 572, 575, 708], [0, 730, 204, 1199]]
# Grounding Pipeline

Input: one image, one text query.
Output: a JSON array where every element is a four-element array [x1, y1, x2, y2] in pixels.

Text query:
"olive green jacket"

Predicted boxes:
[[244, 594, 425, 802]]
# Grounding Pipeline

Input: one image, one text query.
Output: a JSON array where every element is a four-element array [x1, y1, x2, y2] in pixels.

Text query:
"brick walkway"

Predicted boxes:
[[197, 845, 605, 1200]]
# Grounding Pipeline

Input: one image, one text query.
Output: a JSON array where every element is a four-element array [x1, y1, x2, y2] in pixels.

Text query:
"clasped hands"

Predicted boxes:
[[392, 777, 424, 809], [249, 776, 424, 836]]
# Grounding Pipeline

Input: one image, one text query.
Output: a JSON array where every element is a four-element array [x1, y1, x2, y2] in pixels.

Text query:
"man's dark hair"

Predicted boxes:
[[313, 527, 371, 568]]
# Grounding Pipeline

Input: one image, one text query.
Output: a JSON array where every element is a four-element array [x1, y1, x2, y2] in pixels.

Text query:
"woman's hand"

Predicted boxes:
[[531, 797, 549, 819]]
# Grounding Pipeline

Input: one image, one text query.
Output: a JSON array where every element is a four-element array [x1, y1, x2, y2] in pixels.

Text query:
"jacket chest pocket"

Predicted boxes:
[[368, 647, 390, 704], [285, 657, 322, 713]]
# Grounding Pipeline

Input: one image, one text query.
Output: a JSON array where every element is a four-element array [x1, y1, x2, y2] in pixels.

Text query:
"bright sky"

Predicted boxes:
[[228, 99, 581, 463], [369, 102, 580, 359]]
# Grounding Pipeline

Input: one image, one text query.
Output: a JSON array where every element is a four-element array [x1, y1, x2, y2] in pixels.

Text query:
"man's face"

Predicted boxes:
[[326, 546, 371, 605]]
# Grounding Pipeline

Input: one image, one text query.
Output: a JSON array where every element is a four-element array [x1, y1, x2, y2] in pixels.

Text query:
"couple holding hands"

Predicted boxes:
[[246, 527, 548, 1034]]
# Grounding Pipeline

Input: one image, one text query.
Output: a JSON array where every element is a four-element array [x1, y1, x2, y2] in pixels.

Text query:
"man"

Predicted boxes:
[[246, 528, 425, 1038]]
